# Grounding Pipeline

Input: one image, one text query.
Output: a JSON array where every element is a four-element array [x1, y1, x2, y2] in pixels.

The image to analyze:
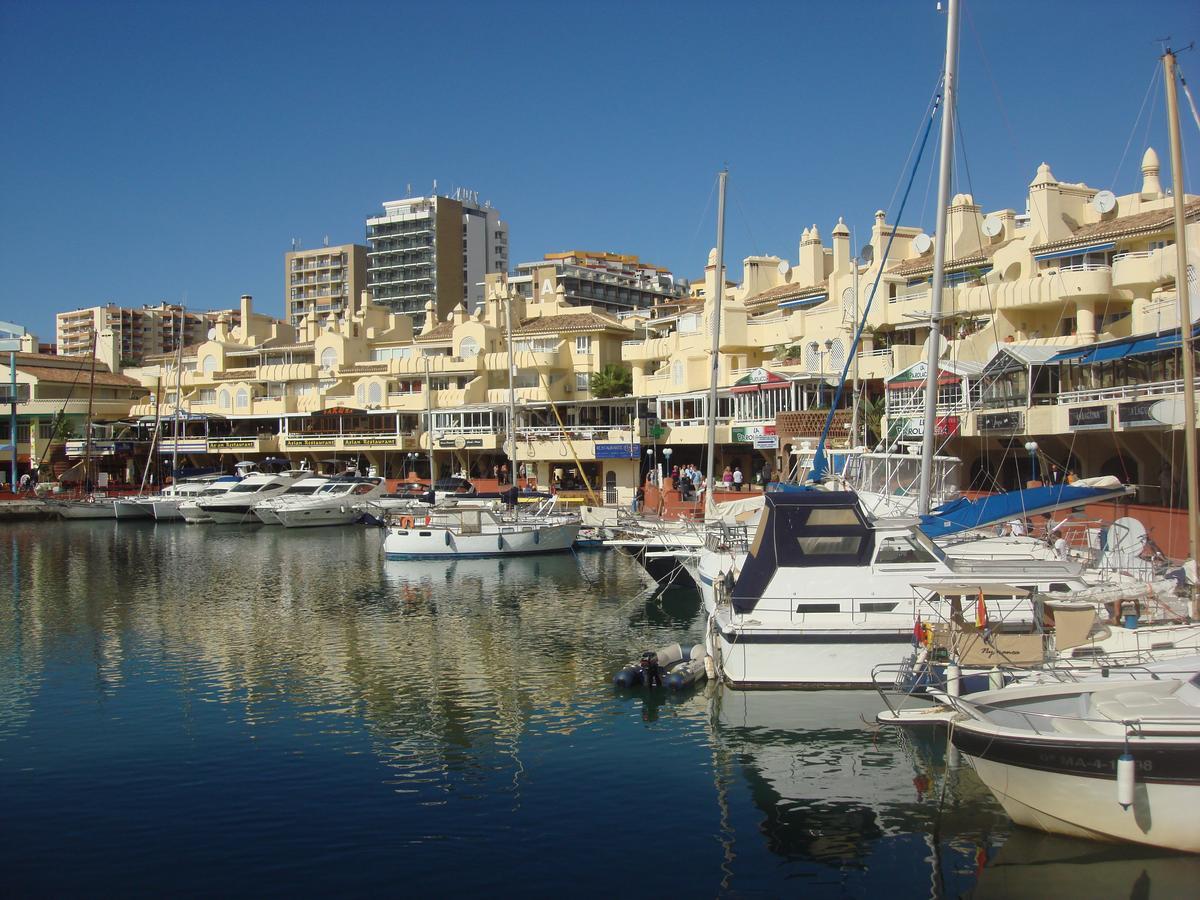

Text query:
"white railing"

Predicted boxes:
[[1058, 376, 1200, 405], [433, 426, 495, 435], [1057, 263, 1111, 273], [1112, 251, 1155, 262], [857, 348, 893, 359]]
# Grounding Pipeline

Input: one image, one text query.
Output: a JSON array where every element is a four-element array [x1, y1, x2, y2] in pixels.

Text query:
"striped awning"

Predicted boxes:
[[779, 294, 827, 310]]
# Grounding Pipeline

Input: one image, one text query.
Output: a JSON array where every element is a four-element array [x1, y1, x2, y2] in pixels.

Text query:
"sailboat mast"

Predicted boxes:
[[1163, 48, 1199, 616], [83, 328, 98, 491], [705, 169, 728, 503], [917, 0, 960, 516], [505, 286, 516, 481], [170, 310, 184, 480]]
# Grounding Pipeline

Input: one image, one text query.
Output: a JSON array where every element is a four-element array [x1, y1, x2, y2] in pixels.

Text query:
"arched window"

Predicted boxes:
[[459, 336, 479, 358], [235, 389, 249, 409], [219, 390, 231, 410], [828, 338, 845, 370], [672, 360, 684, 386], [355, 383, 365, 406], [320, 347, 337, 370], [804, 342, 820, 373], [367, 382, 383, 405], [201, 355, 217, 375]]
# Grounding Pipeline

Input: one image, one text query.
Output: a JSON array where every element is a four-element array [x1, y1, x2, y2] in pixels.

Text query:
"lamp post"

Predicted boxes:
[[1024, 441, 1039, 486], [817, 338, 833, 408], [663, 447, 673, 486], [646, 447, 655, 487]]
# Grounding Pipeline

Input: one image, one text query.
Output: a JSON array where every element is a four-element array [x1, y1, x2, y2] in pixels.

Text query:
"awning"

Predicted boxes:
[[1033, 241, 1116, 262], [779, 294, 827, 310], [1049, 322, 1200, 365]]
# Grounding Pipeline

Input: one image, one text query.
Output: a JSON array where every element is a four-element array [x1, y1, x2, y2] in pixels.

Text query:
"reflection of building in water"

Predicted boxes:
[[1, 524, 651, 791]]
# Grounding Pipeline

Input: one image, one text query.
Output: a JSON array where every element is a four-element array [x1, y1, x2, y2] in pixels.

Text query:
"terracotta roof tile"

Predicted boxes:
[[1030, 198, 1200, 255], [415, 321, 455, 342], [17, 364, 145, 388], [512, 312, 626, 335], [887, 239, 1013, 278]]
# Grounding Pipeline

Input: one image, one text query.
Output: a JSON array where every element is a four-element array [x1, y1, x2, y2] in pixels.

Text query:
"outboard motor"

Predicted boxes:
[[639, 651, 663, 689]]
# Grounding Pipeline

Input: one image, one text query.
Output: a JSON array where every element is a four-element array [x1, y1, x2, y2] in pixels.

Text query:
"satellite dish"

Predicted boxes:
[[913, 232, 933, 254], [207, 328, 217, 340], [777, 259, 791, 276], [1093, 190, 1117, 214], [860, 244, 874, 264], [922, 330, 947, 360], [981, 216, 1003, 238]]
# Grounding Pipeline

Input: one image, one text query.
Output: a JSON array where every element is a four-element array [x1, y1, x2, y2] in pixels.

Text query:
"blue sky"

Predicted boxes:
[[1, 0, 1197, 339]]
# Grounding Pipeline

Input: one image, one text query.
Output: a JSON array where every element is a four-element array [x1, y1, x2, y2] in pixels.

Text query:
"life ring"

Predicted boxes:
[[398, 515, 414, 529]]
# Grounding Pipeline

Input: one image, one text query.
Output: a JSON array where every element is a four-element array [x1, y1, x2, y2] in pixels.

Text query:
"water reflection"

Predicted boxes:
[[4, 521, 1172, 895]]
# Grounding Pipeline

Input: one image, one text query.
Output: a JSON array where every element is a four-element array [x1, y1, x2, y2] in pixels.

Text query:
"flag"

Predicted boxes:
[[976, 589, 988, 629]]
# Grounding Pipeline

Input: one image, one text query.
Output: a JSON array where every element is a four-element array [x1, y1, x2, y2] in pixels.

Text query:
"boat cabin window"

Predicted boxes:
[[795, 603, 841, 613], [860, 602, 899, 613], [286, 485, 322, 495], [796, 535, 864, 557], [874, 535, 939, 565], [231, 483, 268, 493]]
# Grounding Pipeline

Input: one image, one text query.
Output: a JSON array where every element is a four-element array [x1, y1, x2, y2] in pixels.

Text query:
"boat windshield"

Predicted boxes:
[[284, 484, 322, 495], [230, 482, 270, 493]]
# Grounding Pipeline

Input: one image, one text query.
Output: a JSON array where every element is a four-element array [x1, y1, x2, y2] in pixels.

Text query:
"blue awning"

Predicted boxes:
[[1049, 322, 1200, 365], [780, 294, 827, 310], [1033, 241, 1115, 262]]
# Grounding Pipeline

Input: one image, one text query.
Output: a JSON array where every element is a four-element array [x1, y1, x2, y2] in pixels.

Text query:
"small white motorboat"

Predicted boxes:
[[948, 661, 1200, 852]]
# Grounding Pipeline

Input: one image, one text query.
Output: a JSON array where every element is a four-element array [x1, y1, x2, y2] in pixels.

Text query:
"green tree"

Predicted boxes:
[[589, 363, 633, 399]]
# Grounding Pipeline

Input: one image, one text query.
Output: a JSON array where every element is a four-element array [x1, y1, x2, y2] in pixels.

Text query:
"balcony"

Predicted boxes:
[[1058, 375, 1200, 406], [1052, 264, 1112, 301], [1112, 248, 1173, 291]]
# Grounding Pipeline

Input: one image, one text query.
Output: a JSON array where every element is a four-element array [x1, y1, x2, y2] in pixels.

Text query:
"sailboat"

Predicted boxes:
[[47, 330, 117, 519]]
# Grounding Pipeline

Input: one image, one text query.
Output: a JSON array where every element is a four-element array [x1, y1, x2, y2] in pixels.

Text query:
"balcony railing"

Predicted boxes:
[[1058, 376, 1200, 405]]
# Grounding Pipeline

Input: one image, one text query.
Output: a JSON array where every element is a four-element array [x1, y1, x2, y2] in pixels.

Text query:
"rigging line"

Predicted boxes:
[[964, 0, 1021, 163], [885, 83, 944, 217], [1111, 63, 1161, 192], [732, 192, 761, 258], [689, 174, 721, 254], [811, 93, 942, 480], [1179, 63, 1200, 136]]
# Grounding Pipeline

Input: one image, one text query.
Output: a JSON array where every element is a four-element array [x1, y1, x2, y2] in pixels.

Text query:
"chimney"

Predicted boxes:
[[239, 294, 253, 327]]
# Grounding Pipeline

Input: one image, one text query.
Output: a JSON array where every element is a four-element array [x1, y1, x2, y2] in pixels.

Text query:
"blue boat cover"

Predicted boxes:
[[919, 482, 1131, 537]]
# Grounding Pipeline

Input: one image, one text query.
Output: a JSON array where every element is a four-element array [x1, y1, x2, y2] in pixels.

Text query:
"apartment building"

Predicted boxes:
[[511, 251, 687, 316], [284, 244, 367, 328], [365, 190, 507, 329], [56, 302, 241, 366]]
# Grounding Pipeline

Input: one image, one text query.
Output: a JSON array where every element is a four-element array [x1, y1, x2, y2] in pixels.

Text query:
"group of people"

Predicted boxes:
[[491, 463, 511, 485], [719, 465, 745, 492], [670, 464, 707, 502]]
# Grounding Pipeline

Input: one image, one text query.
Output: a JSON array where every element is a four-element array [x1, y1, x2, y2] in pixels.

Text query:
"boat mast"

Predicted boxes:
[[705, 169, 728, 505], [139, 370, 162, 494], [423, 352, 435, 483], [917, 0, 960, 516], [83, 328, 98, 492], [170, 310, 184, 481], [504, 284, 516, 482], [1163, 47, 1199, 617]]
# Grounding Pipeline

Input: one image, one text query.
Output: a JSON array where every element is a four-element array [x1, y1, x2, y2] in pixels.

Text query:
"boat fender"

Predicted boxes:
[[534, 530, 540, 545], [988, 667, 1003, 692], [498, 535, 504, 551], [399, 515, 414, 529], [1117, 751, 1135, 809], [445, 531, 451, 546], [946, 663, 961, 698]]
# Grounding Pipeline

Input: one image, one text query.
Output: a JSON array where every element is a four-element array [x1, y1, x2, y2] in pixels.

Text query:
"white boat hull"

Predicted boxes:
[[964, 753, 1200, 853], [177, 501, 213, 524], [382, 521, 579, 559], [198, 504, 265, 525], [112, 499, 155, 519], [51, 500, 115, 519], [151, 499, 186, 521], [276, 503, 367, 528], [253, 506, 283, 525]]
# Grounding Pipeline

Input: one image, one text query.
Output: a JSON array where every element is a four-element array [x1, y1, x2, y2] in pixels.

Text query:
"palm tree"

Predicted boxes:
[[589, 363, 632, 399]]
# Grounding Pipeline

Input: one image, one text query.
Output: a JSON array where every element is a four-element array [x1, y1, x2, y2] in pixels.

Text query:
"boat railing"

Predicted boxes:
[[705, 523, 750, 552]]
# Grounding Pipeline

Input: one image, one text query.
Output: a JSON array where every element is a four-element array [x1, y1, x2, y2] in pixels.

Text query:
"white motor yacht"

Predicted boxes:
[[195, 469, 304, 524], [276, 477, 386, 528], [690, 489, 1092, 688], [252, 474, 331, 524], [382, 500, 579, 559], [174, 477, 242, 523]]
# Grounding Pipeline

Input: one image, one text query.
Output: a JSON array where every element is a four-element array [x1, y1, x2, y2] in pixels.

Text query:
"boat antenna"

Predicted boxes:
[[705, 169, 728, 511]]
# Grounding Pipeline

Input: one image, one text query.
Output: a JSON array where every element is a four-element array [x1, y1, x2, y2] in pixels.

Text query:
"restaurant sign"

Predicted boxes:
[[1067, 405, 1110, 431], [977, 411, 1023, 433]]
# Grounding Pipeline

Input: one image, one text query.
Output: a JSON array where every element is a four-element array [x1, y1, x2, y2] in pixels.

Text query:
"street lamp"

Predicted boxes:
[[1024, 441, 1039, 485], [817, 338, 833, 408], [646, 447, 655, 486], [663, 447, 673, 484]]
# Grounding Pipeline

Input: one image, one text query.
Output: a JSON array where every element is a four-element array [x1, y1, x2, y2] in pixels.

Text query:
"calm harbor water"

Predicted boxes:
[[2, 521, 1195, 896]]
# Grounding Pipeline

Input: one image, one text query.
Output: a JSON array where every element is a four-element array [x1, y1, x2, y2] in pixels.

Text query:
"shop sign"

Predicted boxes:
[[1067, 405, 1110, 431], [595, 443, 638, 459], [284, 437, 335, 447], [977, 411, 1022, 433], [1118, 400, 1162, 428], [343, 437, 400, 447], [753, 436, 779, 449], [732, 425, 777, 443], [891, 416, 960, 439]]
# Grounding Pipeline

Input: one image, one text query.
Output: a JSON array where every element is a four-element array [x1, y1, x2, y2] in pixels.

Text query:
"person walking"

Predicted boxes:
[[632, 484, 645, 514], [722, 466, 733, 491], [733, 466, 743, 492]]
